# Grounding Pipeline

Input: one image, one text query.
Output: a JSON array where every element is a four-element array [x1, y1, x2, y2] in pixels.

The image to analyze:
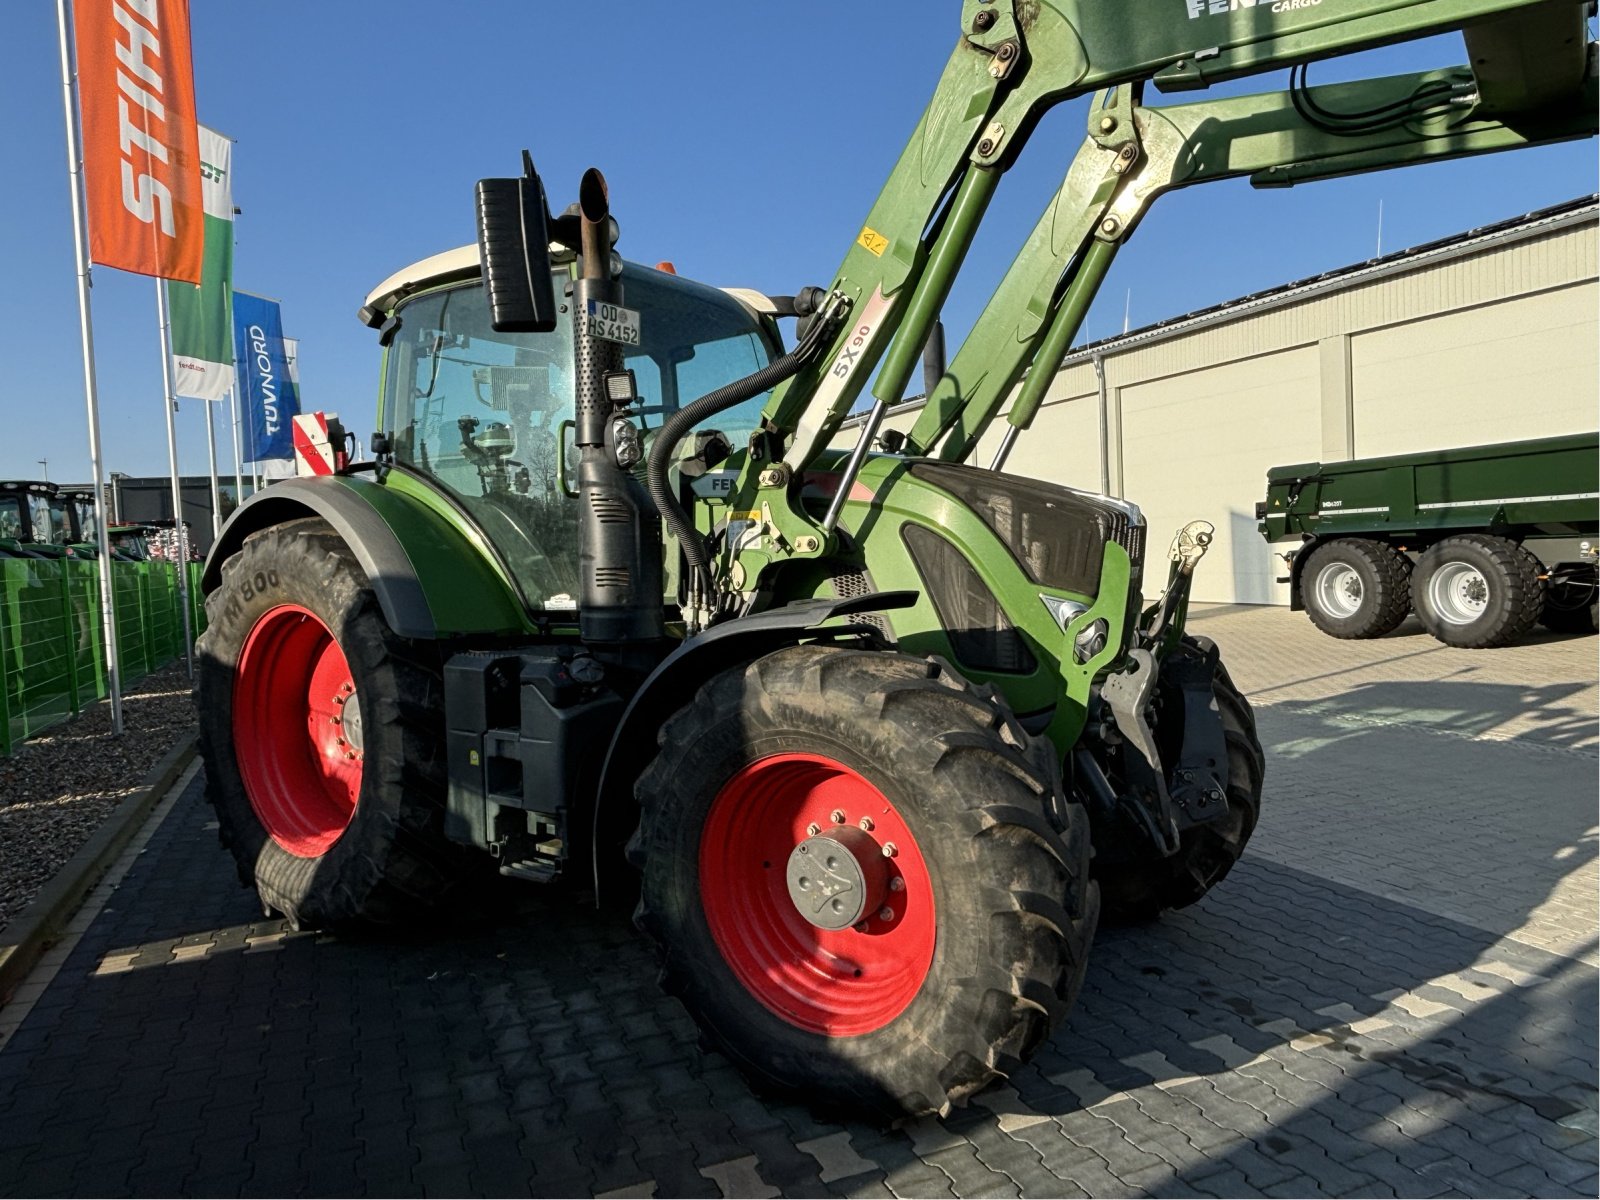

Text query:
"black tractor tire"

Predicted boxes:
[[1299, 538, 1411, 639], [1540, 570, 1598, 635], [630, 644, 1099, 1119], [1411, 534, 1543, 649], [1096, 638, 1264, 923], [197, 517, 464, 928]]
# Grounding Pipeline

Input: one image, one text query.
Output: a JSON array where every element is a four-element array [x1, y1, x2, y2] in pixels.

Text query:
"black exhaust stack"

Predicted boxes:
[[571, 169, 664, 645]]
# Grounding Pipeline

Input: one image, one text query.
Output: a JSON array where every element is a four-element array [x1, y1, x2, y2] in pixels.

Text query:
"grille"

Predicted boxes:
[[827, 566, 892, 640]]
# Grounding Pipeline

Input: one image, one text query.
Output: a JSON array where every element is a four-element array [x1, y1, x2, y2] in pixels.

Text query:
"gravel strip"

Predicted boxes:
[[0, 665, 197, 935]]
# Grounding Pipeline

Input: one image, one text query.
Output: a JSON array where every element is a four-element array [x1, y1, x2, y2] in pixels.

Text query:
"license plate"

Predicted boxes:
[[584, 300, 641, 347]]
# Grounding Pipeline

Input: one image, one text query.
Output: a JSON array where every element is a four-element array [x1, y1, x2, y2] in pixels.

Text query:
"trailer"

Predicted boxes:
[[1258, 433, 1599, 648]]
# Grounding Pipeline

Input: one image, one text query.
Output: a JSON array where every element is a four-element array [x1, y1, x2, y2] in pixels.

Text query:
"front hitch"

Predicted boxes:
[[1142, 518, 1214, 658]]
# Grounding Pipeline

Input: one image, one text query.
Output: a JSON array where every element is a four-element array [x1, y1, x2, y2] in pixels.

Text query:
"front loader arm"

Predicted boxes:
[[913, 59, 1597, 462], [723, 0, 1595, 603]]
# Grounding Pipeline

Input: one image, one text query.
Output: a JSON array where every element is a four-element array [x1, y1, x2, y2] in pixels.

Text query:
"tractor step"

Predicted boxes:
[[498, 859, 560, 884]]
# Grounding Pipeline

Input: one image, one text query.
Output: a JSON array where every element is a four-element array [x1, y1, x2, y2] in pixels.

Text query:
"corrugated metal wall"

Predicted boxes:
[[841, 208, 1599, 605]]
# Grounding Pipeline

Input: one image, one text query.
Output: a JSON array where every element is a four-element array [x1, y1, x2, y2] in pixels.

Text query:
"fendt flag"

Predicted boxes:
[[233, 292, 299, 461], [168, 126, 233, 400], [73, 0, 203, 283]]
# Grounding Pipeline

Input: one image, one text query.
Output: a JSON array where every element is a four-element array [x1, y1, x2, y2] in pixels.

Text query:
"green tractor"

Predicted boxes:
[[197, 2, 1595, 1116]]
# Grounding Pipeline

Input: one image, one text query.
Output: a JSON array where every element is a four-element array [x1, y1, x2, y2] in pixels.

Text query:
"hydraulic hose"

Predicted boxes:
[[646, 306, 837, 577]]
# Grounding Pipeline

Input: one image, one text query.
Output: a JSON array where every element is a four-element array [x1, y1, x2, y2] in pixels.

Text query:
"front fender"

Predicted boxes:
[[590, 591, 916, 900], [203, 475, 534, 639]]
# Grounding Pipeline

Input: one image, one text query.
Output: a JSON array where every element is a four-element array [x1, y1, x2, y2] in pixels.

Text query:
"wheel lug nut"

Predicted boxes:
[[806, 823, 821, 836], [888, 877, 905, 892], [878, 907, 895, 921], [830, 810, 846, 825], [859, 816, 874, 832], [882, 842, 897, 858]]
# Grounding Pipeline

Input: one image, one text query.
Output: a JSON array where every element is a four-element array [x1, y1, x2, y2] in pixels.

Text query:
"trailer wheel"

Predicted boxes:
[[1411, 534, 1543, 649], [630, 644, 1098, 1118], [197, 517, 463, 928], [1299, 538, 1411, 639], [1096, 638, 1264, 922]]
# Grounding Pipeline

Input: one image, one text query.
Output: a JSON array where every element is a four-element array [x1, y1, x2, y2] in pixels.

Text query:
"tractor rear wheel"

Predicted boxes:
[[630, 644, 1098, 1118], [1096, 638, 1264, 922], [197, 517, 462, 928]]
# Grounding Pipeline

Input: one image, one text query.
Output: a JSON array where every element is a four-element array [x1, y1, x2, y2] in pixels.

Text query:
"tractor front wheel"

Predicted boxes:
[[630, 644, 1099, 1118], [1096, 638, 1264, 922], [197, 517, 462, 928]]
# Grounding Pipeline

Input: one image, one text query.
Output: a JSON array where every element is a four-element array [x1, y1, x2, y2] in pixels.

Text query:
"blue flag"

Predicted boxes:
[[233, 291, 300, 461]]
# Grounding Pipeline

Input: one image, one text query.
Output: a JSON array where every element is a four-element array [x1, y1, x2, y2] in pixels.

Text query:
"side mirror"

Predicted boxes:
[[475, 151, 558, 333]]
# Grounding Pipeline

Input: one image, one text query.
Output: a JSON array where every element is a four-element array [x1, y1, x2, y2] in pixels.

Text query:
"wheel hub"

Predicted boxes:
[[1430, 562, 1490, 625], [786, 826, 889, 931]]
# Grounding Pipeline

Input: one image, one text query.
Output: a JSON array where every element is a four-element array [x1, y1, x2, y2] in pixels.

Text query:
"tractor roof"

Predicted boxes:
[[365, 244, 779, 324]]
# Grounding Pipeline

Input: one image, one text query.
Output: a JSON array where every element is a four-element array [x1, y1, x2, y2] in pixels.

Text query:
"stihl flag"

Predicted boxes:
[[73, 0, 203, 282]]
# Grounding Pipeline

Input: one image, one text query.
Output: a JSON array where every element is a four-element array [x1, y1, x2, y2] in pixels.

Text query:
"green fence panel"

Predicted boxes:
[[2, 553, 197, 756], [113, 561, 150, 686], [0, 558, 76, 746], [189, 561, 207, 640], [68, 559, 107, 702]]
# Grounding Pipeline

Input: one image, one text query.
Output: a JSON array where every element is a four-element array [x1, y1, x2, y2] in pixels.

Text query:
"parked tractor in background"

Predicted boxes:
[[1260, 433, 1599, 647], [0, 481, 105, 560], [196, 2, 1596, 1115]]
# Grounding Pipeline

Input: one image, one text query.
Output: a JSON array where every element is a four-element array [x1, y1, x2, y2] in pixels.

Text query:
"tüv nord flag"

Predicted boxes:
[[233, 291, 299, 461]]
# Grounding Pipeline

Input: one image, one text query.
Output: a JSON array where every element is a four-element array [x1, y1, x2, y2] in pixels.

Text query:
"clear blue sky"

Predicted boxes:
[[3, 2, 1594, 483]]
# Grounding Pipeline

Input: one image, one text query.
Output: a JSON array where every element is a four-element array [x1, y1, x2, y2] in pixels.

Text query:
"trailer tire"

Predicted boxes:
[[1299, 538, 1411, 639], [198, 517, 463, 928], [1412, 534, 1543, 649], [1096, 638, 1264, 922], [630, 644, 1098, 1118]]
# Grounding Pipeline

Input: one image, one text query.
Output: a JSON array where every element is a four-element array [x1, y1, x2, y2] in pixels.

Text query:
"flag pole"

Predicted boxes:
[[56, 0, 122, 735], [229, 385, 244, 503], [156, 281, 195, 678], [204, 396, 221, 540]]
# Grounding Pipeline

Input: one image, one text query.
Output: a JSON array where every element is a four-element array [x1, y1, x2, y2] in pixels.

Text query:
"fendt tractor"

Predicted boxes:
[[196, 2, 1597, 1116]]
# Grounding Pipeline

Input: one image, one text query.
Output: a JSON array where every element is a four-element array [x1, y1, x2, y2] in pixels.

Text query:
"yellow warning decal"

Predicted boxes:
[[857, 227, 889, 257], [728, 510, 762, 523]]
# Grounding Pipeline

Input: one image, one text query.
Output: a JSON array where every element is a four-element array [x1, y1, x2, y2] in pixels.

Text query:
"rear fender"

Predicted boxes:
[[202, 476, 534, 639]]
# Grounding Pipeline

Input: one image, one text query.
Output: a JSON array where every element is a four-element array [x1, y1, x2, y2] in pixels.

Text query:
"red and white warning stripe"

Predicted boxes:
[[293, 412, 338, 476]]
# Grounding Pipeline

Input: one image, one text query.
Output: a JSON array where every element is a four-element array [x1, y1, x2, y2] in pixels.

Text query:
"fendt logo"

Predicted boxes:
[[1186, 0, 1323, 16]]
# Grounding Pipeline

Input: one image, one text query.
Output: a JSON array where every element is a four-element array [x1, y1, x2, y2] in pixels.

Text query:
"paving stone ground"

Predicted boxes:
[[0, 605, 1594, 1198]]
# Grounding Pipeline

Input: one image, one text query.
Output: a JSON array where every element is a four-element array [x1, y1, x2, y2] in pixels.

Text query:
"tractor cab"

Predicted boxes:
[[58, 488, 103, 556], [368, 245, 783, 615], [0, 481, 73, 559], [107, 523, 157, 561]]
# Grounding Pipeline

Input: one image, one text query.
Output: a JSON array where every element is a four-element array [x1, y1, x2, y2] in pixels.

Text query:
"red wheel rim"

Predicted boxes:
[[699, 752, 936, 1036], [232, 604, 362, 857]]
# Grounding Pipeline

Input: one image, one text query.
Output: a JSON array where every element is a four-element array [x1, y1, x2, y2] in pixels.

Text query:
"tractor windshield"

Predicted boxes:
[[71, 498, 99, 544], [383, 264, 774, 612], [26, 495, 64, 545], [0, 497, 23, 542]]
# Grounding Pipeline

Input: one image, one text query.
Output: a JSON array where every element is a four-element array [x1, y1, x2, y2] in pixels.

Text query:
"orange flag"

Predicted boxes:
[[73, 0, 202, 283]]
